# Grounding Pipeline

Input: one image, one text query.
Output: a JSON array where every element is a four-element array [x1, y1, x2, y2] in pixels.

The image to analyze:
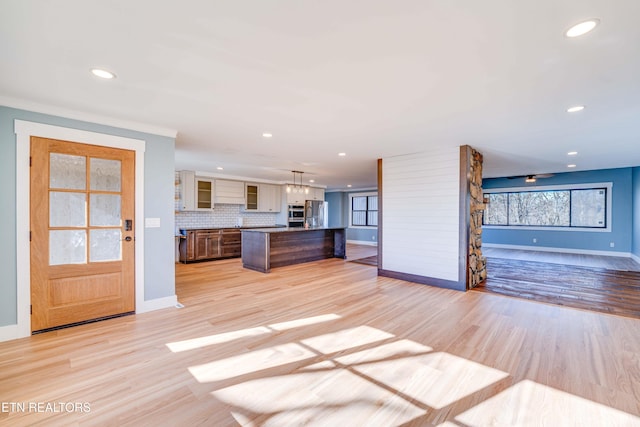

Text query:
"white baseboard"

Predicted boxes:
[[136, 294, 178, 314], [631, 253, 640, 265], [0, 294, 178, 343], [0, 324, 23, 343], [483, 243, 632, 258], [347, 240, 378, 246]]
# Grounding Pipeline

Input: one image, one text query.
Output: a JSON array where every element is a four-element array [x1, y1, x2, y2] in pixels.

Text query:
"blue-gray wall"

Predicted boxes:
[[0, 108, 17, 326], [0, 106, 175, 327], [326, 190, 378, 243], [325, 192, 345, 228], [633, 167, 640, 258], [483, 168, 633, 253]]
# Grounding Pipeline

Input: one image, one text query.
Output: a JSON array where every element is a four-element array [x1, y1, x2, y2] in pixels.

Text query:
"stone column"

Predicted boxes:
[[467, 148, 486, 288]]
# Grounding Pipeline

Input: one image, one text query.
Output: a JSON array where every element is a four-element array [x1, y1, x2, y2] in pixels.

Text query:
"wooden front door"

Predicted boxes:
[[30, 137, 135, 332]]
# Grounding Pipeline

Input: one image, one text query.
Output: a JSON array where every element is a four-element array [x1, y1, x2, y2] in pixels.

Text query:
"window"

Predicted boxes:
[[483, 185, 608, 229], [351, 194, 378, 227]]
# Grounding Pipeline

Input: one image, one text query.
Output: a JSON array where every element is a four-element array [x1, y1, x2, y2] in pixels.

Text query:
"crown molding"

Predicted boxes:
[[0, 95, 177, 138]]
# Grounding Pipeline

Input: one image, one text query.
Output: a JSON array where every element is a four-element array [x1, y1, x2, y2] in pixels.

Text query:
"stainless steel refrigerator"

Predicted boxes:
[[305, 200, 328, 228]]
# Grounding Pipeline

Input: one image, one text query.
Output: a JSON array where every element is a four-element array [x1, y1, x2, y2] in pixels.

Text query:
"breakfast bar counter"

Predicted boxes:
[[241, 227, 347, 273]]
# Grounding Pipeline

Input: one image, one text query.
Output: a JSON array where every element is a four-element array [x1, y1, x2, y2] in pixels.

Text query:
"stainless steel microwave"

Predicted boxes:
[[288, 205, 305, 218]]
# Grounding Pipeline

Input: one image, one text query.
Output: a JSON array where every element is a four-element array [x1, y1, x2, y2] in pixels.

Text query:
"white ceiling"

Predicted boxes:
[[2, 1, 639, 191]]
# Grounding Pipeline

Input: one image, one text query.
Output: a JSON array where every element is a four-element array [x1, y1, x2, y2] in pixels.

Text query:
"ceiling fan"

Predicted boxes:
[[506, 173, 554, 183]]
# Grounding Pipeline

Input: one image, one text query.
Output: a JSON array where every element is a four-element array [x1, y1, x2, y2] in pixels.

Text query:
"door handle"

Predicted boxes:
[[124, 236, 132, 242]]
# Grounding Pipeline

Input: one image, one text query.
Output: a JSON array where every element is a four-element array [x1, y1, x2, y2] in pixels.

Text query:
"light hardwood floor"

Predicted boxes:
[[1, 244, 639, 426]]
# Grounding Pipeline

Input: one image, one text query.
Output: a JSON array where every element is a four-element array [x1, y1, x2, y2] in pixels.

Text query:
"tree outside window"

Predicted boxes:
[[484, 187, 606, 228]]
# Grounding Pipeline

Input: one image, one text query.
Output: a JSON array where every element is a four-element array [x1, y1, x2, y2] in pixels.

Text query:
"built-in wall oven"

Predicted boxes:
[[288, 205, 305, 227]]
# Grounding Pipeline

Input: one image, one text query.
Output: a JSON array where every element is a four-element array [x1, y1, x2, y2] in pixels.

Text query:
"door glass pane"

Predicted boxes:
[[90, 229, 122, 262], [50, 230, 87, 265], [50, 192, 86, 227], [90, 194, 121, 226], [50, 153, 86, 190], [90, 158, 121, 191]]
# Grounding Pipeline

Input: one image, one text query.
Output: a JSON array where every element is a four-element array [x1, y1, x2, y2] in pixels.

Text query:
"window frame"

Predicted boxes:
[[482, 182, 612, 233], [349, 192, 378, 229]]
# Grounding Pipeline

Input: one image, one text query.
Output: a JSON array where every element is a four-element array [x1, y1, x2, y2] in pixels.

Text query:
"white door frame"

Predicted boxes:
[[13, 120, 146, 339]]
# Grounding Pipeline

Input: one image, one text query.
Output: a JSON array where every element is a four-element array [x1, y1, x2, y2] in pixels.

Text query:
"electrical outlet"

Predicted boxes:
[[610, 242, 615, 248], [371, 235, 376, 240], [533, 238, 537, 243]]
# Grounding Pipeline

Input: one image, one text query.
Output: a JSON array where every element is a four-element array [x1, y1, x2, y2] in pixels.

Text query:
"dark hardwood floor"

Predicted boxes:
[[346, 245, 640, 319], [475, 251, 640, 319]]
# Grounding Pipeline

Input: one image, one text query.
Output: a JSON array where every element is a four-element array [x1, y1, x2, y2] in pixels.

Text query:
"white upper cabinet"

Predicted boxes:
[[245, 183, 258, 210], [286, 187, 324, 204], [178, 171, 291, 211], [178, 171, 195, 211], [215, 179, 245, 205], [309, 187, 325, 201], [245, 183, 281, 212], [195, 178, 214, 210], [258, 183, 282, 212], [286, 189, 306, 205], [179, 171, 214, 211]]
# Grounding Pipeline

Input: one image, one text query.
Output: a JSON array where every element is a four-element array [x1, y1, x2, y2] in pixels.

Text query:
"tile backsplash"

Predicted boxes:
[[175, 204, 278, 230]]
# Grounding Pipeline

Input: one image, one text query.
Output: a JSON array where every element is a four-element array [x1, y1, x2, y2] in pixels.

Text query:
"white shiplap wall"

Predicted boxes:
[[382, 148, 460, 282]]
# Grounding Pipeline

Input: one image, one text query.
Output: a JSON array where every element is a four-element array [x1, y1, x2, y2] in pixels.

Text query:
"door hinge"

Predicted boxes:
[[29, 231, 32, 242], [30, 305, 32, 315], [29, 156, 32, 167]]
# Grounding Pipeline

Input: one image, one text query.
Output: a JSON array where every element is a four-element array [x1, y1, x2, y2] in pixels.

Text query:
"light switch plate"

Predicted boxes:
[[145, 217, 161, 228]]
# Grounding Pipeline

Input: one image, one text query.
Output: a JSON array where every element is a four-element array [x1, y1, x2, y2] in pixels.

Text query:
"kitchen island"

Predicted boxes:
[[241, 227, 347, 273]]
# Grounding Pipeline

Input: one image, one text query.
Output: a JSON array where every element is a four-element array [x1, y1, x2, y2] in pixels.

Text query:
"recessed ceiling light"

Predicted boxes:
[[565, 19, 600, 38], [309, 179, 315, 183], [567, 105, 585, 113], [262, 133, 272, 138], [567, 151, 578, 156], [90, 68, 116, 79], [568, 164, 577, 168], [338, 152, 346, 157], [347, 184, 352, 188], [216, 167, 224, 170]]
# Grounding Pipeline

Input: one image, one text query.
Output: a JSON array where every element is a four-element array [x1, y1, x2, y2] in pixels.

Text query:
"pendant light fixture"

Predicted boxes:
[[286, 170, 309, 194]]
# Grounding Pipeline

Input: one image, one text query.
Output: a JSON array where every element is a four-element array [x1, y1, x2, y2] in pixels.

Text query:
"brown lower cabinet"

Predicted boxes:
[[195, 231, 220, 260], [179, 229, 242, 263], [220, 229, 242, 257]]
